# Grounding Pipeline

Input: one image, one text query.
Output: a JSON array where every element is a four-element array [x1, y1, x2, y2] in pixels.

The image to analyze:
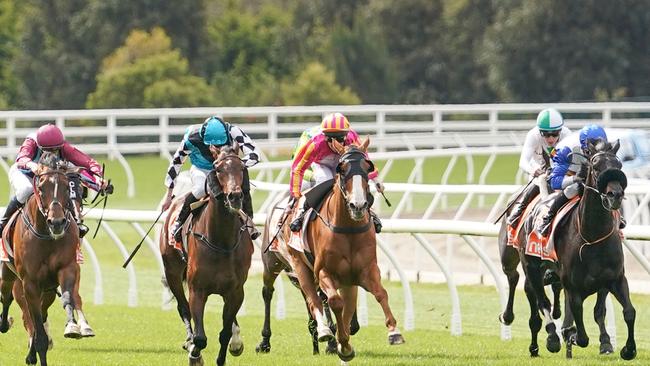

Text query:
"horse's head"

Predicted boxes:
[[585, 139, 627, 210], [34, 152, 72, 238], [207, 143, 245, 213], [333, 137, 375, 221]]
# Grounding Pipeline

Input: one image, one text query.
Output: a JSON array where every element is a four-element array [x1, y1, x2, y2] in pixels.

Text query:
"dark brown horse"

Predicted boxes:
[[255, 191, 359, 355], [283, 138, 404, 362], [160, 145, 254, 366], [554, 140, 636, 360], [0, 153, 82, 366]]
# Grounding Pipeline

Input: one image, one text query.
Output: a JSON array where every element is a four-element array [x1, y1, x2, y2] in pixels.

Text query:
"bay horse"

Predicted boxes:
[[0, 152, 82, 366], [284, 138, 404, 362], [255, 192, 359, 355], [160, 145, 254, 366], [554, 139, 636, 360]]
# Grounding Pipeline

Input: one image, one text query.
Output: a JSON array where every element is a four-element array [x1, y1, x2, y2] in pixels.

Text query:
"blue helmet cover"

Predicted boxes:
[[579, 124, 607, 150], [202, 117, 228, 146]]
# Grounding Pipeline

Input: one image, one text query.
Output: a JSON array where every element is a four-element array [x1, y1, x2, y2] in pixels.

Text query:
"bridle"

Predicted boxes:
[[24, 169, 73, 240], [335, 148, 374, 205], [576, 148, 625, 253]]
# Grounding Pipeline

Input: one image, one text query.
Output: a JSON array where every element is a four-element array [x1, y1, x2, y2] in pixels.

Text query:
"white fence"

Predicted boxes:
[[5, 180, 650, 341]]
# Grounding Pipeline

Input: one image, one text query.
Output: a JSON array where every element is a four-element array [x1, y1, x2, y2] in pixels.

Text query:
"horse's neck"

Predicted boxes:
[[578, 184, 615, 239], [204, 198, 239, 240]]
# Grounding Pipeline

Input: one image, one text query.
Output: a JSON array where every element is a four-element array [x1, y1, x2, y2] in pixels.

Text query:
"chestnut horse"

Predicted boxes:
[[160, 145, 254, 366], [0, 153, 82, 366], [256, 191, 359, 355], [285, 139, 404, 362]]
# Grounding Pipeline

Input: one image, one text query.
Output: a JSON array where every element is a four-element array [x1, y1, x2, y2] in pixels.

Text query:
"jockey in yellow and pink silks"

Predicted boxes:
[[287, 113, 385, 233]]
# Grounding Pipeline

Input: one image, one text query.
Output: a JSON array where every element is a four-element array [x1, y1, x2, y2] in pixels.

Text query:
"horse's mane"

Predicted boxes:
[[39, 151, 64, 170]]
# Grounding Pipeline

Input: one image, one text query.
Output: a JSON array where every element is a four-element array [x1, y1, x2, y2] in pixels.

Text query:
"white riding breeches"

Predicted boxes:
[[563, 182, 581, 199], [9, 164, 34, 204], [189, 165, 211, 199]]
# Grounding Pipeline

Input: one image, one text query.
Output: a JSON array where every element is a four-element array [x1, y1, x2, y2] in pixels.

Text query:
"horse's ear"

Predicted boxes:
[[587, 140, 598, 155], [611, 139, 620, 154], [232, 141, 240, 155], [331, 139, 345, 154], [360, 136, 370, 153], [209, 144, 221, 159]]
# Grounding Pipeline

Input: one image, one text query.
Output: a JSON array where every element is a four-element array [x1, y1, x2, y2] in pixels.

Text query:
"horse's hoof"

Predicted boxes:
[[25, 354, 37, 366], [188, 354, 204, 366], [326, 339, 338, 355], [576, 335, 589, 348], [620, 346, 637, 361], [546, 333, 561, 353], [81, 326, 95, 337], [317, 326, 334, 343], [64, 322, 82, 339], [0, 315, 13, 333], [498, 312, 513, 326], [529, 344, 539, 357], [229, 342, 244, 357], [337, 344, 355, 362], [255, 342, 270, 353], [388, 331, 405, 345], [600, 343, 613, 355]]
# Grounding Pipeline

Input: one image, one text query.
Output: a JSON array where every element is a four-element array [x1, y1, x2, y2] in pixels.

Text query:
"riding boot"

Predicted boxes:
[[0, 197, 23, 235], [370, 210, 382, 234], [173, 194, 199, 243], [538, 193, 570, 237], [619, 215, 627, 229], [290, 206, 306, 232], [507, 185, 540, 227]]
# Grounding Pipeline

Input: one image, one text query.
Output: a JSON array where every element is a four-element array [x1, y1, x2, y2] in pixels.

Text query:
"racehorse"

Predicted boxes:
[[160, 145, 254, 366], [0, 152, 83, 366], [553, 139, 636, 360], [282, 138, 404, 362], [255, 192, 360, 355]]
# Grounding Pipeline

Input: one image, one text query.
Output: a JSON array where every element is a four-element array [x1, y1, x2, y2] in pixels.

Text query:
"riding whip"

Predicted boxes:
[[493, 177, 535, 225], [122, 207, 166, 268]]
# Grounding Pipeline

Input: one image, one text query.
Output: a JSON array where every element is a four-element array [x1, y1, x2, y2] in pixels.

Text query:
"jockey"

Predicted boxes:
[[0, 124, 109, 238], [507, 108, 571, 228], [162, 116, 261, 243], [288, 112, 385, 233], [538, 124, 624, 236]]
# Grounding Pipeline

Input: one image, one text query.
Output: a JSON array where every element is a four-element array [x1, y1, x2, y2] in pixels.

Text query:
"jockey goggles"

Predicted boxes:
[[540, 130, 560, 138]]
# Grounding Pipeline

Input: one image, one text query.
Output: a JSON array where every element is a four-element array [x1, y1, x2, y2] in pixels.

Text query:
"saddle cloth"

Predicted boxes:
[[525, 196, 580, 261]]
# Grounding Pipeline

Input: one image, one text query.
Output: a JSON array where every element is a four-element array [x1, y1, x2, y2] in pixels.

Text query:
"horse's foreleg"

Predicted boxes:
[[523, 279, 541, 357], [593, 289, 612, 354], [360, 266, 404, 345], [609, 276, 637, 360], [255, 269, 276, 354], [216, 289, 245, 366], [499, 244, 520, 326], [72, 268, 94, 337], [566, 290, 588, 348], [0, 266, 16, 333], [318, 289, 338, 354], [525, 261, 559, 353], [59, 270, 80, 340], [163, 261, 192, 349], [41, 290, 56, 350], [551, 281, 562, 320], [22, 280, 48, 366], [289, 251, 331, 342], [318, 271, 351, 361], [188, 288, 208, 365]]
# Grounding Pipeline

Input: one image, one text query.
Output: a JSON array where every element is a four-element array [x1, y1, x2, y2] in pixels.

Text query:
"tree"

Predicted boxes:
[[0, 0, 21, 108], [86, 28, 213, 108], [12, 0, 206, 109], [281, 62, 360, 105], [481, 0, 647, 102]]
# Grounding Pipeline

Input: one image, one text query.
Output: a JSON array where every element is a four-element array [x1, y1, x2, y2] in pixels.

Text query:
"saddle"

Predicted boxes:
[[0, 209, 21, 263], [524, 195, 580, 261]]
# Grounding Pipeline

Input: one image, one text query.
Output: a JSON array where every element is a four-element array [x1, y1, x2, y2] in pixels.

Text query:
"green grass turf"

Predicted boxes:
[[0, 278, 648, 365]]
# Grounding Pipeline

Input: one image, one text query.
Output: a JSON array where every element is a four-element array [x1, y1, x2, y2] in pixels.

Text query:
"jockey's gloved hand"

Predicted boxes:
[[533, 167, 545, 177], [26, 161, 39, 173], [374, 181, 385, 194]]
